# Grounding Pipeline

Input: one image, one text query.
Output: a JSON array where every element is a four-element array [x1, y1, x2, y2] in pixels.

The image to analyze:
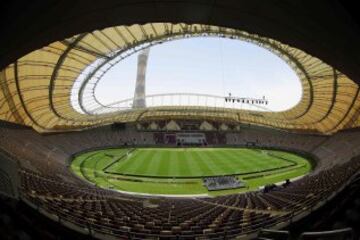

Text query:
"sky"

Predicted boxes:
[[94, 37, 302, 112]]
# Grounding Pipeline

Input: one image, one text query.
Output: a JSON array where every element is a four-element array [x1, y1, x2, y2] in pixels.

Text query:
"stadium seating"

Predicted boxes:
[[1, 123, 360, 239]]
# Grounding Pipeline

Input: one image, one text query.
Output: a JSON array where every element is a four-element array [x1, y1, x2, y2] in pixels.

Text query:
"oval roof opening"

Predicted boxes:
[[91, 37, 302, 112]]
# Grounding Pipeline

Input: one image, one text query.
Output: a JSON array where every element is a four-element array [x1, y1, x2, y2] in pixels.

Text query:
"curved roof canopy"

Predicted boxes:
[[0, 23, 359, 134]]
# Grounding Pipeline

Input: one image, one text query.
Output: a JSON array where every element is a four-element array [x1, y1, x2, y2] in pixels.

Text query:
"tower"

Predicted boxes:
[[133, 48, 150, 108]]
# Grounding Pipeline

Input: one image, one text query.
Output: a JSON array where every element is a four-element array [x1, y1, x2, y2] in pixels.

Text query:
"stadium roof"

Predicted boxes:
[[0, 1, 359, 134]]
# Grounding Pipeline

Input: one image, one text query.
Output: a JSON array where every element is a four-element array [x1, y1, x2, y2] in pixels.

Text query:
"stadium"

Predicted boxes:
[[0, 1, 360, 240]]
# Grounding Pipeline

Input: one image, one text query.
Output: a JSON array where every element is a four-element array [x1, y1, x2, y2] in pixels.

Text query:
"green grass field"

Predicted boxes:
[[71, 147, 312, 196]]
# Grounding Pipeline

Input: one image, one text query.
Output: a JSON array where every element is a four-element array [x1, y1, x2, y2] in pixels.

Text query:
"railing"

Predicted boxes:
[[87, 93, 270, 115], [299, 228, 354, 240]]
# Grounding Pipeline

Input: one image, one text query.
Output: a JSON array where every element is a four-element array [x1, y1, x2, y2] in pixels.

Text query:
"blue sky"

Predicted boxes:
[[95, 37, 301, 111]]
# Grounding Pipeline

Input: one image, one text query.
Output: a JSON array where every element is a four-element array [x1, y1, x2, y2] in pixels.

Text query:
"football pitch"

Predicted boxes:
[[71, 147, 312, 196]]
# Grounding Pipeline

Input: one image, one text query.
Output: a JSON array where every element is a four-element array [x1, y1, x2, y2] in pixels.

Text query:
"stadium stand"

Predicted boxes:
[[1, 1, 360, 239], [1, 123, 360, 239]]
